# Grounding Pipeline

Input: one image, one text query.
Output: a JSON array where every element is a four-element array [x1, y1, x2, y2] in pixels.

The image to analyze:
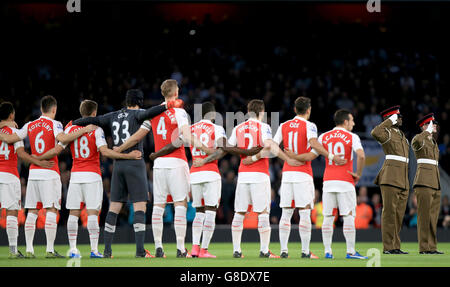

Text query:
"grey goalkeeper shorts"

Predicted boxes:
[[110, 159, 149, 203]]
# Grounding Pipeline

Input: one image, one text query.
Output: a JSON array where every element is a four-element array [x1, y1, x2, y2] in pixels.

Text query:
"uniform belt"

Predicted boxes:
[[385, 155, 409, 163], [417, 158, 438, 166]]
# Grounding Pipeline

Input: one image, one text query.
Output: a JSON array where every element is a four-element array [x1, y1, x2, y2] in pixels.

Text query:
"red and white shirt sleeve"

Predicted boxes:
[[15, 123, 29, 140], [214, 125, 226, 147], [261, 122, 273, 142], [11, 128, 25, 151], [273, 123, 284, 145], [53, 120, 64, 139], [95, 127, 108, 149], [58, 125, 73, 149], [352, 133, 363, 152], [227, 126, 237, 147], [174, 108, 189, 132], [0, 127, 24, 183]]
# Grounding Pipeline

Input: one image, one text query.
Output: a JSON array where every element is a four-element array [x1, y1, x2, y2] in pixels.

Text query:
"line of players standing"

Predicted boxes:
[[0, 78, 370, 260]]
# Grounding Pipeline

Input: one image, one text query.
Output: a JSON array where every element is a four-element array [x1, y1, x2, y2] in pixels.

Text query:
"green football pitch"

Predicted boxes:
[[1, 242, 450, 267]]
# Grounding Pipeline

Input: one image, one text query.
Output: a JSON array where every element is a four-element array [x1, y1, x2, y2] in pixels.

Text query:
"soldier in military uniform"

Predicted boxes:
[[412, 113, 443, 254], [371, 106, 409, 254]]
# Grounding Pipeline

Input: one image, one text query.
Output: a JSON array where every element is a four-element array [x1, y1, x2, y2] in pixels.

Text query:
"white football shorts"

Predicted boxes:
[[153, 165, 190, 204], [66, 180, 103, 211], [191, 179, 221, 208], [279, 180, 315, 209], [322, 190, 356, 216], [0, 179, 21, 210], [25, 178, 62, 210], [234, 180, 271, 213]]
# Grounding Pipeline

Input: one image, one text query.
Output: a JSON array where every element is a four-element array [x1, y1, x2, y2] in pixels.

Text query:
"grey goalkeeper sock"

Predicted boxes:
[[134, 211, 146, 255], [103, 212, 118, 254]]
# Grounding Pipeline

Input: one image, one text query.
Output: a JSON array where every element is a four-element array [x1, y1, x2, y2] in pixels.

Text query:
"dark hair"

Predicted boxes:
[[202, 101, 215, 119], [247, 99, 265, 114], [79, 100, 98, 117], [334, 109, 352, 126], [125, 89, 144, 107], [41, 95, 57, 113], [0, 102, 14, 121], [294, 97, 311, 115]]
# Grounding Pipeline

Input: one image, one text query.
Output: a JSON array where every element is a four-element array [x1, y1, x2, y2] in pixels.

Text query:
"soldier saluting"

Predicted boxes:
[[412, 113, 443, 255], [371, 105, 409, 255]]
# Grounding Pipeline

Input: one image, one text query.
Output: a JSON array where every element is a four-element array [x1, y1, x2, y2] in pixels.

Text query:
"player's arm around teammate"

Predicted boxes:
[[241, 138, 304, 166], [54, 124, 98, 145], [149, 138, 183, 161], [16, 147, 55, 169], [35, 135, 143, 161], [72, 99, 169, 128], [193, 137, 263, 167], [115, 108, 211, 155], [0, 124, 21, 144]]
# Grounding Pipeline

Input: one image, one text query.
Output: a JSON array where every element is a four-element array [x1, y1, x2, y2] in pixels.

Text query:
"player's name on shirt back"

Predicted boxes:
[[237, 122, 260, 133], [191, 122, 214, 135], [28, 120, 54, 133], [321, 130, 351, 145]]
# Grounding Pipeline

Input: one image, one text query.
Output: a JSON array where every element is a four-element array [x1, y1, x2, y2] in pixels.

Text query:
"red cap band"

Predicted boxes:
[[383, 109, 400, 117], [419, 117, 433, 127]]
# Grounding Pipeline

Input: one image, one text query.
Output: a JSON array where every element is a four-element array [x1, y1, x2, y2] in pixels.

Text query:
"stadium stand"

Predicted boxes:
[[1, 2, 449, 231]]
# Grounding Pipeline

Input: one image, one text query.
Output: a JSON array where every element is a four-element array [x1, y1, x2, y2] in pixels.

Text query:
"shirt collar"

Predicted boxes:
[[248, 118, 262, 124], [294, 115, 308, 122], [200, 119, 213, 124], [333, 127, 347, 131], [40, 115, 53, 121]]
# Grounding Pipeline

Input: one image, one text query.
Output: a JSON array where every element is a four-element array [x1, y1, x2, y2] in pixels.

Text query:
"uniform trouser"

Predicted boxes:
[[380, 184, 409, 251], [414, 186, 441, 252]]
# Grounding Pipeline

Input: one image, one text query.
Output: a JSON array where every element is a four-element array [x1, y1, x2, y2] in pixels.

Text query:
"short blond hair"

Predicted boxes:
[[79, 100, 98, 117], [160, 79, 178, 98]]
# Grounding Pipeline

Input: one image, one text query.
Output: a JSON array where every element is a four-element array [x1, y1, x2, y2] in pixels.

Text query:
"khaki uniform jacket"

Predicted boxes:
[[371, 118, 410, 190], [411, 130, 440, 190]]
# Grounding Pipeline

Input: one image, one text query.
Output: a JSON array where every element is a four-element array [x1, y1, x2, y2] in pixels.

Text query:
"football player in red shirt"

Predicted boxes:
[[36, 100, 142, 258], [0, 96, 96, 258], [0, 102, 53, 258]]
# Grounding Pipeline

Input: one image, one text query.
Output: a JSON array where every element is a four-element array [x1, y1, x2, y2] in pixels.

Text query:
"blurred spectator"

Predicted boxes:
[[438, 134, 449, 156], [400, 72, 415, 93], [311, 189, 324, 229], [186, 201, 196, 223], [363, 106, 382, 138], [335, 91, 354, 111], [128, 203, 135, 226], [243, 206, 258, 229], [406, 194, 418, 228], [439, 195, 450, 228], [0, 208, 26, 228], [36, 209, 60, 229], [80, 207, 100, 228], [270, 188, 281, 224], [355, 187, 373, 229], [163, 205, 174, 224], [221, 170, 237, 224], [311, 189, 337, 229]]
